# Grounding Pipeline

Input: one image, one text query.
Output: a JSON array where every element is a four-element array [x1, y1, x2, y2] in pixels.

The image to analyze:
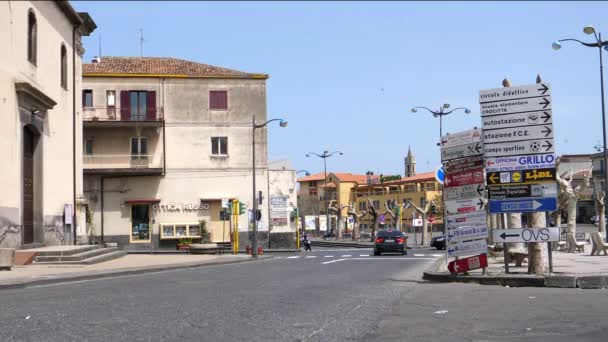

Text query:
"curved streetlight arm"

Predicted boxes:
[[255, 118, 283, 129], [306, 152, 325, 158], [558, 38, 603, 48], [413, 106, 439, 115], [444, 107, 471, 115], [325, 151, 343, 158]]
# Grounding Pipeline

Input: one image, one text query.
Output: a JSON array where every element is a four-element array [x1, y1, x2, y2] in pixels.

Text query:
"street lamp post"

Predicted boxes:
[[410, 104, 471, 247], [553, 26, 608, 242], [306, 151, 343, 237], [252, 115, 287, 258]]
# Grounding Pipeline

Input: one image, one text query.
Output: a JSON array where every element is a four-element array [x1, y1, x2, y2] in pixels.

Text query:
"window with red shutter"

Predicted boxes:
[[146, 91, 156, 120], [120, 91, 130, 121], [209, 91, 228, 110]]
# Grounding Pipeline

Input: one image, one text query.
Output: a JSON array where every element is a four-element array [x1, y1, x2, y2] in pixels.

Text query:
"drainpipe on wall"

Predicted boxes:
[[100, 176, 105, 244], [72, 24, 78, 245]]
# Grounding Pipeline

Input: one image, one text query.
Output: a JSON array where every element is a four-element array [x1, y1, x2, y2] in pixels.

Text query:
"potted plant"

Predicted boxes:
[[176, 237, 192, 251], [199, 220, 210, 243]]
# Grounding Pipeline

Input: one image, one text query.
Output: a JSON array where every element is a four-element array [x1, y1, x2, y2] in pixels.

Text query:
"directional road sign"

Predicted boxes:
[[446, 211, 487, 229], [488, 197, 557, 213], [435, 166, 445, 185], [488, 183, 558, 200], [441, 141, 483, 162], [480, 96, 551, 117], [444, 168, 484, 188], [485, 153, 556, 172], [487, 168, 556, 185], [492, 227, 560, 243], [481, 110, 552, 130], [483, 139, 554, 157], [445, 183, 485, 201], [447, 239, 488, 257], [447, 225, 489, 243], [479, 83, 551, 103], [441, 128, 482, 148], [444, 155, 484, 174], [482, 125, 554, 144], [445, 197, 485, 214], [448, 254, 488, 274]]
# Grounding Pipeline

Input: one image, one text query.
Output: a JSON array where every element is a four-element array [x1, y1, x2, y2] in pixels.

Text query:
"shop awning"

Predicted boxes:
[[124, 198, 161, 204]]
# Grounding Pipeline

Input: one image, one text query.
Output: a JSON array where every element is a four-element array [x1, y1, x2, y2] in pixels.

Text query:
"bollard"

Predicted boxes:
[[246, 245, 252, 255], [258, 246, 264, 255]]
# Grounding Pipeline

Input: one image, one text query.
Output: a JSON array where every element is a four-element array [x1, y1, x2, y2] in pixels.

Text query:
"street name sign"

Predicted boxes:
[[480, 96, 552, 117], [446, 211, 487, 229], [481, 111, 552, 130], [485, 153, 556, 172], [483, 139, 554, 157], [487, 168, 556, 185], [441, 128, 482, 148], [447, 225, 489, 243], [447, 239, 488, 257], [445, 197, 485, 214], [448, 254, 488, 274], [445, 183, 485, 201], [488, 197, 557, 213], [444, 168, 484, 188], [492, 227, 560, 243], [482, 125, 554, 144], [441, 141, 483, 162], [488, 183, 558, 199], [479, 83, 551, 103], [444, 155, 484, 174]]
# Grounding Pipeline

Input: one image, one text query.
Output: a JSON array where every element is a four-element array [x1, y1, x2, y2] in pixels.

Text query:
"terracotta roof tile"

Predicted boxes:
[[297, 172, 326, 182], [83, 56, 267, 79]]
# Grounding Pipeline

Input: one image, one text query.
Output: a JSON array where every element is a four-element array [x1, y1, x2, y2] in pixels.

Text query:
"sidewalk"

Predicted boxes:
[[0, 254, 269, 290], [424, 249, 608, 289]]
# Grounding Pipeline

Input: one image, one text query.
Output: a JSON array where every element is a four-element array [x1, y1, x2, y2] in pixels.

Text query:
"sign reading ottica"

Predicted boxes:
[[485, 153, 556, 172], [153, 202, 211, 211]]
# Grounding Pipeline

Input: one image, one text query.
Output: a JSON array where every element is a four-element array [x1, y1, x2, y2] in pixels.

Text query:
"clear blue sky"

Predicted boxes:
[[74, 1, 608, 176]]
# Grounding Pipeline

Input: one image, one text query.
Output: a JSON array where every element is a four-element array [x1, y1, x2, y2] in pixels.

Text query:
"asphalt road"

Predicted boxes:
[[0, 247, 607, 342]]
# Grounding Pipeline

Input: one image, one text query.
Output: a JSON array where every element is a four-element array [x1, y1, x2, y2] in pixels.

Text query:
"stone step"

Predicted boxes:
[[34, 247, 117, 263], [35, 250, 127, 265], [34, 245, 103, 257]]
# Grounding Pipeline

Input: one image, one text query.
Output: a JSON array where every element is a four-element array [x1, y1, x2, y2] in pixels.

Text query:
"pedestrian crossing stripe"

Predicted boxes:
[[287, 256, 300, 259], [305, 256, 317, 258]]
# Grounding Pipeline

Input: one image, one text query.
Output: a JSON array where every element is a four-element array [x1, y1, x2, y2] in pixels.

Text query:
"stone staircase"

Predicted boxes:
[[32, 245, 126, 265]]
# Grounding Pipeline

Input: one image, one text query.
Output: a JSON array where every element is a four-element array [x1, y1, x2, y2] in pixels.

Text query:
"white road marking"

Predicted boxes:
[[305, 256, 317, 259], [322, 258, 346, 265], [323, 255, 334, 258], [432, 254, 443, 257], [359, 254, 370, 257], [287, 256, 300, 259], [341, 255, 352, 257], [414, 254, 425, 257], [353, 257, 436, 260]]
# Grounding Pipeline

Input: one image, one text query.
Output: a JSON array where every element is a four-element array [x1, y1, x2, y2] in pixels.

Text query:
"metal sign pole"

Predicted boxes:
[[546, 211, 553, 273]]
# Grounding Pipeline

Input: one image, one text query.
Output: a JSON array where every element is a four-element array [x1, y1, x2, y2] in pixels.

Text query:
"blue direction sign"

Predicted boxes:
[[489, 197, 557, 214], [435, 166, 445, 185]]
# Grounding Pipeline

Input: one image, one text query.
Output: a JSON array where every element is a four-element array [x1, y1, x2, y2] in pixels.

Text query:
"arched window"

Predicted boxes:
[[60, 44, 67, 88], [27, 9, 37, 65]]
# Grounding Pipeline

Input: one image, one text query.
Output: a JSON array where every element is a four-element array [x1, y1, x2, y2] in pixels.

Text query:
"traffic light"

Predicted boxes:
[[239, 202, 247, 215], [290, 208, 299, 222], [430, 203, 437, 215], [256, 209, 262, 221], [225, 206, 232, 215]]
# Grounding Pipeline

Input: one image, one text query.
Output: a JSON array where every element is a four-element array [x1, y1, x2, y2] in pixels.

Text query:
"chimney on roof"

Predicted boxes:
[[92, 56, 101, 63]]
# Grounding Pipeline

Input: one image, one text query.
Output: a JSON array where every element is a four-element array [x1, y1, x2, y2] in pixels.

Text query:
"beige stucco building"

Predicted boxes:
[[81, 56, 293, 249], [0, 1, 95, 248]]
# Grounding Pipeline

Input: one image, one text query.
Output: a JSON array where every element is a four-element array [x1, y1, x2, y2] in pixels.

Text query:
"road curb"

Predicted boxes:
[[0, 255, 272, 290], [423, 270, 608, 289]]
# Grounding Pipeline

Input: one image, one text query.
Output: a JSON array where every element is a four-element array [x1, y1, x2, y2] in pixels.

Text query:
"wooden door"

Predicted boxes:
[[22, 127, 34, 244]]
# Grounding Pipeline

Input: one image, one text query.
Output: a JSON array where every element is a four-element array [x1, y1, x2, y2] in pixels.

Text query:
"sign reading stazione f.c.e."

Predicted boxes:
[[482, 125, 553, 144]]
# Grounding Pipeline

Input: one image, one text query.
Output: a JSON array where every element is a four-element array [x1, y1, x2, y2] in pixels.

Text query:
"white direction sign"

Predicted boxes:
[[492, 227, 560, 243], [441, 128, 482, 148], [447, 226, 489, 243], [482, 110, 552, 130], [482, 125, 553, 144], [446, 211, 487, 229], [445, 197, 485, 215], [447, 239, 488, 257], [479, 83, 551, 103], [480, 96, 551, 117], [444, 183, 485, 201], [441, 141, 483, 162], [483, 139, 554, 157], [485, 153, 556, 172]]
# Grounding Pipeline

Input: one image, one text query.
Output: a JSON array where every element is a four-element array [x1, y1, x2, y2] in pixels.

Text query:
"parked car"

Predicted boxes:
[[592, 215, 608, 226], [430, 235, 446, 250], [374, 229, 407, 256]]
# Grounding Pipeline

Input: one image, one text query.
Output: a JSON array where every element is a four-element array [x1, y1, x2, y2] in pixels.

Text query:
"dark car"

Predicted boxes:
[[374, 230, 407, 255], [430, 235, 446, 250]]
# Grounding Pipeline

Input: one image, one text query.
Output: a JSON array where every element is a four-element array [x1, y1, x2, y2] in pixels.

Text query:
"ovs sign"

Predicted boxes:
[[152, 202, 211, 211]]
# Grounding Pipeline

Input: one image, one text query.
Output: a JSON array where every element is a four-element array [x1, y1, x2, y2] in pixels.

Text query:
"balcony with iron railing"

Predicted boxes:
[[83, 153, 164, 176], [83, 106, 164, 127]]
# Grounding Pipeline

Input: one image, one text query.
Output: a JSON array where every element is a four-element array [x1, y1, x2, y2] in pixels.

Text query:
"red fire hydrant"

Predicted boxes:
[[257, 246, 264, 255], [246, 245, 252, 255]]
